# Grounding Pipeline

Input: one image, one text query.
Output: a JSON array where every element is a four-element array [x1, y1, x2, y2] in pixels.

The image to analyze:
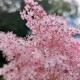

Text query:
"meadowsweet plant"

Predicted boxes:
[[0, 0, 80, 80]]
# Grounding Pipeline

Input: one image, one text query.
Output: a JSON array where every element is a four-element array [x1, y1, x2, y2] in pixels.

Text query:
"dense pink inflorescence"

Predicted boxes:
[[0, 0, 80, 80]]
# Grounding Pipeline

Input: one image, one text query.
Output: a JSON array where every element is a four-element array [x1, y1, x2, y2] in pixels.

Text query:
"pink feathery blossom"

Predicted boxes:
[[0, 0, 80, 80]]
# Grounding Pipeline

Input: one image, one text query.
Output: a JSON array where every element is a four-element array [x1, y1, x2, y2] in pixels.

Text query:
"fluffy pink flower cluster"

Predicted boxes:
[[0, 0, 80, 80]]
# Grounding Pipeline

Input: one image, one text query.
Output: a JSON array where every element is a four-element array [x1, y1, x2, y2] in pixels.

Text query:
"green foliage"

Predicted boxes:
[[0, 11, 29, 37], [38, 0, 78, 16], [0, 76, 4, 80]]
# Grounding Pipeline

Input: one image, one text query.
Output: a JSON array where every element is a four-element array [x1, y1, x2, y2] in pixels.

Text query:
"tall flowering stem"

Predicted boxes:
[[0, 0, 80, 80]]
